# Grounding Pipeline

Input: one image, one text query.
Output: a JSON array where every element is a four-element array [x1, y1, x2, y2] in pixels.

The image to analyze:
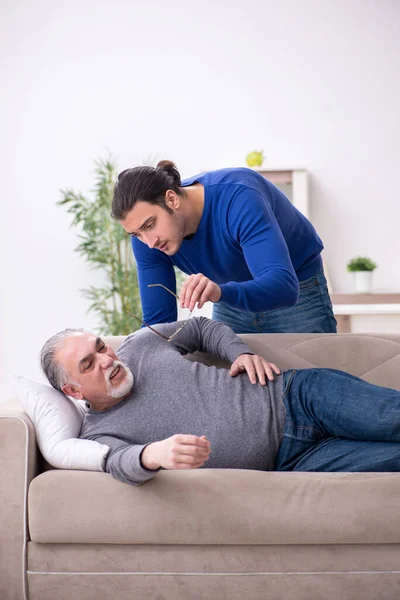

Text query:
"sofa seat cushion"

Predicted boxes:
[[28, 469, 400, 545]]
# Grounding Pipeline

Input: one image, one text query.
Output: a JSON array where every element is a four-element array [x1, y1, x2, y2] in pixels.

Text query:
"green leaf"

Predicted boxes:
[[59, 155, 143, 334]]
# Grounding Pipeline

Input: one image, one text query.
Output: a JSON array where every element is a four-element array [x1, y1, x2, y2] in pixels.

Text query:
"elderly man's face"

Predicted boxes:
[[57, 332, 133, 408]]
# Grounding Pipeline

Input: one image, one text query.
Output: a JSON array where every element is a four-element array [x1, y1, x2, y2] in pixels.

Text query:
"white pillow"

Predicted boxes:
[[14, 375, 109, 471]]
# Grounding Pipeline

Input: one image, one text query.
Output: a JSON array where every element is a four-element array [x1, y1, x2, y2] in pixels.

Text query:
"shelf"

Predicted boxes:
[[331, 294, 400, 332], [254, 168, 309, 219], [333, 304, 400, 316], [331, 293, 400, 304]]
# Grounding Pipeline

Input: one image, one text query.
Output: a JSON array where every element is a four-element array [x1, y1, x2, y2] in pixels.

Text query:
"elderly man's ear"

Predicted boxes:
[[62, 384, 84, 400]]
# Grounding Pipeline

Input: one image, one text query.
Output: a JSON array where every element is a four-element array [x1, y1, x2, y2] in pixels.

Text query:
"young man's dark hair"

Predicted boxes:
[[111, 160, 182, 220]]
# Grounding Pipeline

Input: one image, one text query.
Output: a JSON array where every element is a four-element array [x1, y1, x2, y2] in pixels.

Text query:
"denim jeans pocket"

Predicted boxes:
[[283, 422, 325, 442], [282, 369, 297, 398]]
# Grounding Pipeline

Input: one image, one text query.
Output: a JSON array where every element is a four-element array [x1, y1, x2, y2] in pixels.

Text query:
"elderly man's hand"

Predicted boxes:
[[230, 354, 280, 385], [141, 434, 211, 471]]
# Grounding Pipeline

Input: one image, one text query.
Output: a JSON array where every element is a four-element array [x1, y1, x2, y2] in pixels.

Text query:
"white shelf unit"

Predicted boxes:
[[253, 168, 309, 219]]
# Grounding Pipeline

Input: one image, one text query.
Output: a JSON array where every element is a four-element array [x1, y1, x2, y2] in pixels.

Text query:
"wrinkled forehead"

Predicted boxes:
[[56, 332, 96, 371]]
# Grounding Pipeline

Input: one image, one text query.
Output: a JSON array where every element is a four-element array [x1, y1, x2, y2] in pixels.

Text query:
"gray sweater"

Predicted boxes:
[[80, 317, 287, 485]]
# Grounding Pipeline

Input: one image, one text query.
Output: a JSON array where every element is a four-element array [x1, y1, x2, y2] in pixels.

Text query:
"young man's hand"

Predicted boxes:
[[141, 434, 211, 470], [179, 274, 221, 311], [230, 354, 280, 385]]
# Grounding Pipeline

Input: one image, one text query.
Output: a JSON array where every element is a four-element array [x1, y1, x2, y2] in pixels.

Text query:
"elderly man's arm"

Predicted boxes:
[[87, 434, 210, 486], [101, 438, 160, 485], [141, 434, 211, 471], [151, 317, 280, 382], [108, 448, 159, 485], [81, 434, 158, 485], [152, 316, 252, 363]]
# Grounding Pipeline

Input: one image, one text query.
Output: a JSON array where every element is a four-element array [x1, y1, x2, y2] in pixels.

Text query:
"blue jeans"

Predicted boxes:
[[212, 268, 337, 334], [274, 369, 400, 472]]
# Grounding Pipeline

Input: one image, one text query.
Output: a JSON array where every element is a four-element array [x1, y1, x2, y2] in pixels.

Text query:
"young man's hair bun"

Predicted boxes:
[[156, 160, 181, 187]]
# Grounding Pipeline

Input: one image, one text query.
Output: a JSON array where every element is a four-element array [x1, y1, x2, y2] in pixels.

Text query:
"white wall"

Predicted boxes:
[[1, 0, 399, 398]]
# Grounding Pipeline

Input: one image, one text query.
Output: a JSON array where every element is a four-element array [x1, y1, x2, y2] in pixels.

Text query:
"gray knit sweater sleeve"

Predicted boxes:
[[93, 436, 160, 485], [133, 316, 254, 363]]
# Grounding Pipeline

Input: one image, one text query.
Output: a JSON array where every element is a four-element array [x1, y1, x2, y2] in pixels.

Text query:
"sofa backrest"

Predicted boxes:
[[105, 332, 400, 391]]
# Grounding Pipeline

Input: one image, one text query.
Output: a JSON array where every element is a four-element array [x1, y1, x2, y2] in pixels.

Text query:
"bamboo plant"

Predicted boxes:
[[58, 158, 142, 335]]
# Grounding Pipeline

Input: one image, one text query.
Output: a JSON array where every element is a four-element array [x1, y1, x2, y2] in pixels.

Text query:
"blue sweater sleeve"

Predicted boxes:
[[219, 188, 299, 312], [132, 237, 178, 325]]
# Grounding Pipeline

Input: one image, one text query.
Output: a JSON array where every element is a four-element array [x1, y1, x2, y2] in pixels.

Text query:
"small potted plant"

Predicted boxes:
[[347, 256, 377, 293]]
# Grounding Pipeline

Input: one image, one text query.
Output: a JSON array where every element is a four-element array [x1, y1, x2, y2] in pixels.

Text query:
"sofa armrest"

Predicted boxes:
[[0, 399, 39, 600]]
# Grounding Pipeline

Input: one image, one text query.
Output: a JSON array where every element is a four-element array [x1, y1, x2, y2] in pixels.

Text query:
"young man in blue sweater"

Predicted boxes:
[[111, 161, 336, 334]]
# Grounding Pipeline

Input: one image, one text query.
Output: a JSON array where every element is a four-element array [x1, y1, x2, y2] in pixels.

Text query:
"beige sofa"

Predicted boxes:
[[2, 332, 400, 600]]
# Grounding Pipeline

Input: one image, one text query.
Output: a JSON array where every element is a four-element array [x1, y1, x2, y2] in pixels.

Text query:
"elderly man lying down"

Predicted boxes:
[[41, 317, 400, 485]]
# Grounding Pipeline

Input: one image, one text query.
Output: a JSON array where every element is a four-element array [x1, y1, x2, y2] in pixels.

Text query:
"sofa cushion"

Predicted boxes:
[[28, 469, 400, 545]]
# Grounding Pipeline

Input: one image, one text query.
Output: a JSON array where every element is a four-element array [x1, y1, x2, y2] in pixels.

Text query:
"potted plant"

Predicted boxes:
[[58, 157, 143, 335], [347, 256, 377, 293]]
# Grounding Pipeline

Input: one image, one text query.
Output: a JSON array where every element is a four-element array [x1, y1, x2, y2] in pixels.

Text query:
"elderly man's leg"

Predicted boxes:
[[285, 368, 400, 441], [274, 368, 400, 471], [291, 438, 400, 472]]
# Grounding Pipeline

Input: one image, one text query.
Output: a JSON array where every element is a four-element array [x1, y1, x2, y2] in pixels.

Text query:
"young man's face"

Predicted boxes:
[[57, 332, 133, 407], [119, 196, 185, 256]]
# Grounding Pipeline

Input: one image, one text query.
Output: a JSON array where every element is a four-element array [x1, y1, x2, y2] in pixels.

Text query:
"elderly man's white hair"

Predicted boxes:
[[40, 328, 92, 391]]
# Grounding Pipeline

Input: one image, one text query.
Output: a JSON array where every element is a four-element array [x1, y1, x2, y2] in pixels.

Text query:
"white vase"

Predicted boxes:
[[354, 271, 373, 293]]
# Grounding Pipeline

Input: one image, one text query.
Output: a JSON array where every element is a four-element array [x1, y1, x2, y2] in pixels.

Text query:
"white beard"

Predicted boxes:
[[104, 361, 134, 398]]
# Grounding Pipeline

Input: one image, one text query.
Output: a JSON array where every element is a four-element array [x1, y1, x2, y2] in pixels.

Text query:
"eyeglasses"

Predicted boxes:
[[127, 283, 195, 342]]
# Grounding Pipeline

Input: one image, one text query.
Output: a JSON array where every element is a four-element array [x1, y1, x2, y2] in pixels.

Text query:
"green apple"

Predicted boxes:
[[245, 150, 264, 167]]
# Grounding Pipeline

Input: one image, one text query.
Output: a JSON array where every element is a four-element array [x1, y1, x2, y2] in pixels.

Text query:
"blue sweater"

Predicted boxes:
[[132, 168, 323, 325]]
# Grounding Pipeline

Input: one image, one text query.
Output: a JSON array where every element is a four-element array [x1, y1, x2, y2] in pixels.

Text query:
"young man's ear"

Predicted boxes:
[[62, 383, 84, 400], [165, 190, 180, 210]]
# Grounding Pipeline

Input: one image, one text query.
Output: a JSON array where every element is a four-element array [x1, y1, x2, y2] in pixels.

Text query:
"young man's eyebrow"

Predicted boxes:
[[127, 217, 154, 236], [78, 337, 104, 369]]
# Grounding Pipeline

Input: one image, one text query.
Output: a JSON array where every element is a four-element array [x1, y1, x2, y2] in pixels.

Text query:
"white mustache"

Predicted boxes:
[[105, 361, 125, 384], [104, 360, 134, 399]]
